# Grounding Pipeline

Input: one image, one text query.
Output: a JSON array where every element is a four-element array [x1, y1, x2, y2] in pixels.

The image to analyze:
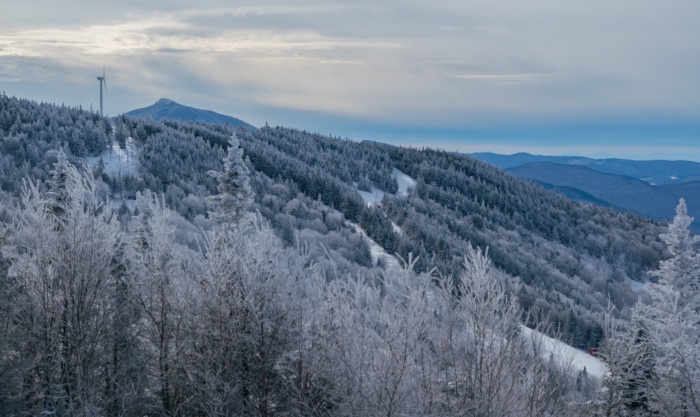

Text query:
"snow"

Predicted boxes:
[[351, 168, 414, 265], [349, 222, 402, 272], [625, 276, 647, 292], [356, 168, 416, 208], [87, 136, 139, 176], [670, 176, 678, 180], [394, 168, 416, 196], [521, 326, 606, 378], [357, 188, 386, 207], [85, 137, 140, 214], [109, 198, 136, 212]]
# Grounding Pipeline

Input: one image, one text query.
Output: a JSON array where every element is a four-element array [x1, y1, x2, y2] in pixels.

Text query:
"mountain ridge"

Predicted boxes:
[[507, 161, 700, 232]]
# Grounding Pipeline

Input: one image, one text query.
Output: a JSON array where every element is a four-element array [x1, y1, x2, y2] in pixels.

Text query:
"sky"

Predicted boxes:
[[1, 0, 699, 160]]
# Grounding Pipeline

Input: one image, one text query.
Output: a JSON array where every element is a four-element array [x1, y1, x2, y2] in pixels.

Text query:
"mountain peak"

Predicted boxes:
[[155, 98, 177, 106], [125, 99, 256, 129]]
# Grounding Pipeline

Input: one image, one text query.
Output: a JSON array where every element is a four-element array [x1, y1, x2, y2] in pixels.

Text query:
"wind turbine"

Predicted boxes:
[[97, 66, 106, 116]]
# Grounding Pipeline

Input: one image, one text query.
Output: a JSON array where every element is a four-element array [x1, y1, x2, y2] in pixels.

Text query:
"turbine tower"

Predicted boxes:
[[97, 66, 106, 116]]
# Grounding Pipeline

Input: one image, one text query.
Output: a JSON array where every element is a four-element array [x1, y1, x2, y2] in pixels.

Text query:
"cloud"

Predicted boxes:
[[1, 0, 699, 150], [452, 73, 560, 85], [0, 9, 399, 57], [156, 47, 192, 54]]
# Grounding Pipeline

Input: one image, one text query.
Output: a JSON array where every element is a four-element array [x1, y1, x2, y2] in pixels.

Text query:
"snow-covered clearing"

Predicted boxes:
[[86, 137, 140, 213], [625, 276, 647, 292], [349, 222, 402, 273], [357, 188, 386, 207], [108, 198, 136, 212], [357, 168, 416, 207], [391, 221, 403, 236], [521, 326, 605, 378], [356, 168, 414, 236], [87, 136, 139, 176], [352, 168, 417, 268], [394, 168, 416, 196]]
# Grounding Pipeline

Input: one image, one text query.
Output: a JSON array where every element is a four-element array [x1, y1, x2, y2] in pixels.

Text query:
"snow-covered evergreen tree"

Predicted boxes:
[[46, 149, 71, 221], [635, 199, 700, 416], [106, 240, 148, 417], [208, 134, 253, 225], [653, 198, 700, 305], [594, 306, 656, 416]]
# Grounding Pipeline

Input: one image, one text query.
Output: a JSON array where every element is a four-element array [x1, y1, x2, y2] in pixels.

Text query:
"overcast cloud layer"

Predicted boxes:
[[1, 0, 699, 158]]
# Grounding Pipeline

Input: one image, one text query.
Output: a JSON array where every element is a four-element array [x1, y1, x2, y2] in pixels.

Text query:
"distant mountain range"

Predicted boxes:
[[124, 98, 256, 129], [474, 152, 700, 231], [475, 152, 700, 185]]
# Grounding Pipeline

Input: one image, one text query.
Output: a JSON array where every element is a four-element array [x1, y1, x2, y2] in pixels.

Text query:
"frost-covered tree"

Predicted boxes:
[[431, 245, 576, 417], [634, 199, 700, 416], [594, 306, 655, 416], [46, 149, 71, 220], [636, 288, 700, 416], [433, 245, 529, 416], [182, 213, 310, 416], [208, 134, 253, 225], [311, 245, 575, 417], [129, 191, 198, 415], [653, 198, 700, 303], [114, 117, 129, 150], [9, 162, 120, 415], [105, 240, 148, 417], [317, 254, 437, 417], [0, 228, 23, 415], [369, 255, 436, 417]]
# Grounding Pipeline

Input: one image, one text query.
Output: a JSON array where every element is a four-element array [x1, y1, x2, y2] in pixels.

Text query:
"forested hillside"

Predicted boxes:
[[0, 94, 667, 349], [0, 95, 110, 194], [234, 127, 666, 348], [2, 95, 692, 416]]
